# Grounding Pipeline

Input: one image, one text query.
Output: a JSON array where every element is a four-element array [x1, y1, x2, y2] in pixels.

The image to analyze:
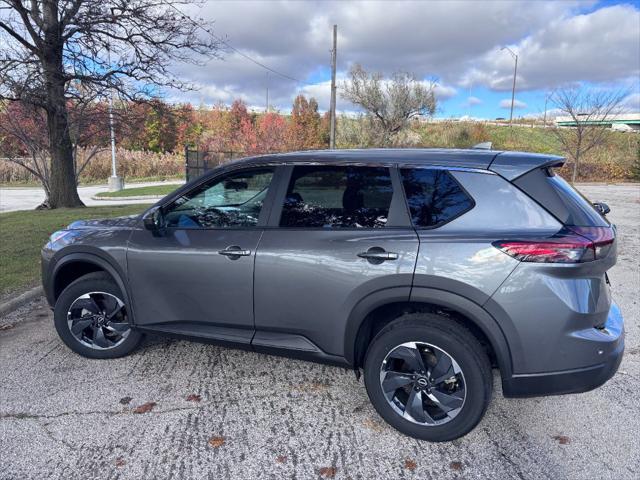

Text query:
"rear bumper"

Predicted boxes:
[[503, 302, 624, 397]]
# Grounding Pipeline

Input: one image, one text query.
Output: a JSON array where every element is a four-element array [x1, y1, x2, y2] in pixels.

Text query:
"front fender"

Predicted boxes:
[[46, 247, 132, 319]]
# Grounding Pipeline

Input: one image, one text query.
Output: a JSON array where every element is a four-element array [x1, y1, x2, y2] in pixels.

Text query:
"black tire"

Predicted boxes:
[[54, 272, 143, 359], [363, 313, 492, 442]]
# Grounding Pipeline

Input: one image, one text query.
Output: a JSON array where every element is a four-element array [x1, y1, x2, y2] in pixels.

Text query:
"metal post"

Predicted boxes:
[[501, 46, 518, 127], [185, 145, 190, 182], [266, 72, 269, 113], [109, 95, 117, 177], [543, 94, 549, 126], [107, 45, 123, 191], [510, 54, 518, 126], [329, 24, 337, 149]]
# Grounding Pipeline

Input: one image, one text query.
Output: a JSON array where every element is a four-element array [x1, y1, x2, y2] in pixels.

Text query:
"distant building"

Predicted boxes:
[[555, 113, 640, 132]]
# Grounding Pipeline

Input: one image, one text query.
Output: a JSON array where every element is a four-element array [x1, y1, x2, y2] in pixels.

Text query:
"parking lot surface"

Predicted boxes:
[[1, 184, 639, 479]]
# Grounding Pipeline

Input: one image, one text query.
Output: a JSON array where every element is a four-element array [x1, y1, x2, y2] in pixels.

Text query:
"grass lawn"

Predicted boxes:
[[0, 204, 151, 298], [96, 184, 180, 198]]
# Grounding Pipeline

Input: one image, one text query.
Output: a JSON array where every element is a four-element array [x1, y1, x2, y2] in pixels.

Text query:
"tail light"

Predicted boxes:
[[493, 227, 614, 263]]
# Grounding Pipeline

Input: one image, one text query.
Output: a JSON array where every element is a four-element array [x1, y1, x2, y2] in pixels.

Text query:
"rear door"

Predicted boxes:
[[252, 164, 419, 358]]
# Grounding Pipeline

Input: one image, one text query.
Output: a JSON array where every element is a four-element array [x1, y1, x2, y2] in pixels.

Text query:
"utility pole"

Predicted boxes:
[[501, 46, 518, 127], [266, 72, 269, 113], [329, 24, 337, 149], [543, 93, 549, 126]]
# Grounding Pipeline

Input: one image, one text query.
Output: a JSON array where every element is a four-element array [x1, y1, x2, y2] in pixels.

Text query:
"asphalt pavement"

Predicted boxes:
[[0, 184, 638, 480]]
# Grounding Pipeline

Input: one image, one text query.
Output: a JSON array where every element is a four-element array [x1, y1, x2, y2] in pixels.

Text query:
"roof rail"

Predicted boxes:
[[472, 142, 492, 150]]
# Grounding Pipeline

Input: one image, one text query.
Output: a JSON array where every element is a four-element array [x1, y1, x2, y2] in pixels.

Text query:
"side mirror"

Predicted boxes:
[[593, 202, 610, 216], [142, 206, 166, 234]]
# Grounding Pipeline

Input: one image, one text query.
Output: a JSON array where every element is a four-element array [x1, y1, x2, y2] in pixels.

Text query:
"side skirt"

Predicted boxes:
[[134, 324, 351, 369]]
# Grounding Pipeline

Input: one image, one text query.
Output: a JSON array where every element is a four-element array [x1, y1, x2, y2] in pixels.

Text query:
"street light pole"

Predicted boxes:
[[543, 94, 549, 126], [266, 71, 269, 113], [501, 46, 518, 126], [106, 38, 123, 191], [329, 24, 337, 149], [109, 94, 117, 177]]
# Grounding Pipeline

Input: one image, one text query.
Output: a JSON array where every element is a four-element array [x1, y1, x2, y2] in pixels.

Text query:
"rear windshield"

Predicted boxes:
[[514, 168, 609, 227]]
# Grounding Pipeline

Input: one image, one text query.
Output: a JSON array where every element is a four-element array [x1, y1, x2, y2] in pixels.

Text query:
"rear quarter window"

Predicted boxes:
[[400, 168, 475, 228]]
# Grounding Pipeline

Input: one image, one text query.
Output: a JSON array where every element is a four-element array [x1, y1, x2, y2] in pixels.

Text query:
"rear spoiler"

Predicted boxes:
[[488, 151, 565, 181]]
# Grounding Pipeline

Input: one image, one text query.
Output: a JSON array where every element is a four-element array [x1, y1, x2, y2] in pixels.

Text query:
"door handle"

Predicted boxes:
[[358, 247, 399, 263], [218, 246, 251, 257]]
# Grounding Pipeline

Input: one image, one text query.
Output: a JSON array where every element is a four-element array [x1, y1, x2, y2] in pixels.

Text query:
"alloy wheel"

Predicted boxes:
[[379, 341, 466, 425], [67, 292, 131, 350]]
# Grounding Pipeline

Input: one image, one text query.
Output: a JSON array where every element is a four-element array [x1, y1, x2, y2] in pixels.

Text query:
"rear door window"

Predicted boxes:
[[279, 165, 393, 228], [400, 168, 475, 228]]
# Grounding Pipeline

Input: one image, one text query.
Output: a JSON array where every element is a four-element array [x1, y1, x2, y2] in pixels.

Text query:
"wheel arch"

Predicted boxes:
[[345, 287, 513, 380], [49, 251, 131, 314]]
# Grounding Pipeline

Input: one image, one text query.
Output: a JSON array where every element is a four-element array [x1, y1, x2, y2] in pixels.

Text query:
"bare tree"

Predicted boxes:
[[550, 87, 628, 182], [0, 101, 52, 199], [0, 1, 222, 208], [341, 64, 436, 145], [0, 98, 116, 201]]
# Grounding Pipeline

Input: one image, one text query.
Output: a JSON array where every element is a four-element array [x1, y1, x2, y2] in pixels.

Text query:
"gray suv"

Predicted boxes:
[[41, 149, 624, 441]]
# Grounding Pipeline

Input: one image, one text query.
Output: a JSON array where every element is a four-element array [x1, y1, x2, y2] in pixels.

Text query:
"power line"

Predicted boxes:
[[168, 4, 313, 86]]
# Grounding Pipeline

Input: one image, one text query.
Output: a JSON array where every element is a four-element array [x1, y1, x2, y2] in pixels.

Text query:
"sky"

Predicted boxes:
[[173, 0, 640, 119]]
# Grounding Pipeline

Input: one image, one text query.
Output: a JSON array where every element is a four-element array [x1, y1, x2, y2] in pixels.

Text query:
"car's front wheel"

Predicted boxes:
[[363, 313, 492, 441], [54, 272, 143, 359]]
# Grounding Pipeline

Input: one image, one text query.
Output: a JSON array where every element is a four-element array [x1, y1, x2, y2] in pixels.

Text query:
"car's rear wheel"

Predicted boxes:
[[363, 313, 492, 441], [54, 272, 143, 359]]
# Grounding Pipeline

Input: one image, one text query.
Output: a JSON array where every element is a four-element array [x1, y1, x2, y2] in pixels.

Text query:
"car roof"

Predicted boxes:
[[230, 148, 565, 180], [238, 148, 500, 169]]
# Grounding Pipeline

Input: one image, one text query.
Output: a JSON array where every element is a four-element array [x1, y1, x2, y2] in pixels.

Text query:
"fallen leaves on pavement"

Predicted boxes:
[[404, 459, 417, 471], [318, 466, 337, 478], [208, 436, 225, 448], [553, 435, 571, 445], [132, 402, 156, 414]]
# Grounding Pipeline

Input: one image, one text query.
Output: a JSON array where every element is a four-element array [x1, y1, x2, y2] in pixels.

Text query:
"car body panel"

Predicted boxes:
[[411, 171, 562, 305], [126, 227, 262, 341], [253, 229, 419, 356], [488, 241, 618, 374]]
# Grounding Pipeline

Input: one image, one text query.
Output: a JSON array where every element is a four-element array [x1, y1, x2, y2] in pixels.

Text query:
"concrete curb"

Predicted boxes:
[[0, 286, 44, 317], [90, 195, 165, 201]]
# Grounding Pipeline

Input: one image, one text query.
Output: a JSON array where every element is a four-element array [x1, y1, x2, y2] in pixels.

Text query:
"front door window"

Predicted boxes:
[[164, 168, 274, 228]]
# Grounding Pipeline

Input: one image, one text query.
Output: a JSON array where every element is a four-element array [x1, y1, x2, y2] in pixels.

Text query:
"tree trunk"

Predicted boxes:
[[571, 155, 580, 184], [42, 0, 83, 209], [46, 101, 84, 208]]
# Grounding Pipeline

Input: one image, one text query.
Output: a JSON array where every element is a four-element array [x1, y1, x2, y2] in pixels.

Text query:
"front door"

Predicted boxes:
[[253, 165, 419, 357], [127, 166, 276, 343]]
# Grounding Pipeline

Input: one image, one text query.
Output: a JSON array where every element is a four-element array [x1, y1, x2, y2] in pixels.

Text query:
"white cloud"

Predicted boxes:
[[167, 1, 638, 110], [622, 93, 640, 112], [433, 84, 458, 100], [460, 5, 640, 91], [464, 96, 483, 107], [499, 99, 527, 109]]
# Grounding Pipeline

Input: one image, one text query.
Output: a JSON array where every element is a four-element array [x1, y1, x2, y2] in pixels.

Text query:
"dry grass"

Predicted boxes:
[[0, 148, 184, 184], [413, 121, 639, 182], [1, 122, 638, 184]]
